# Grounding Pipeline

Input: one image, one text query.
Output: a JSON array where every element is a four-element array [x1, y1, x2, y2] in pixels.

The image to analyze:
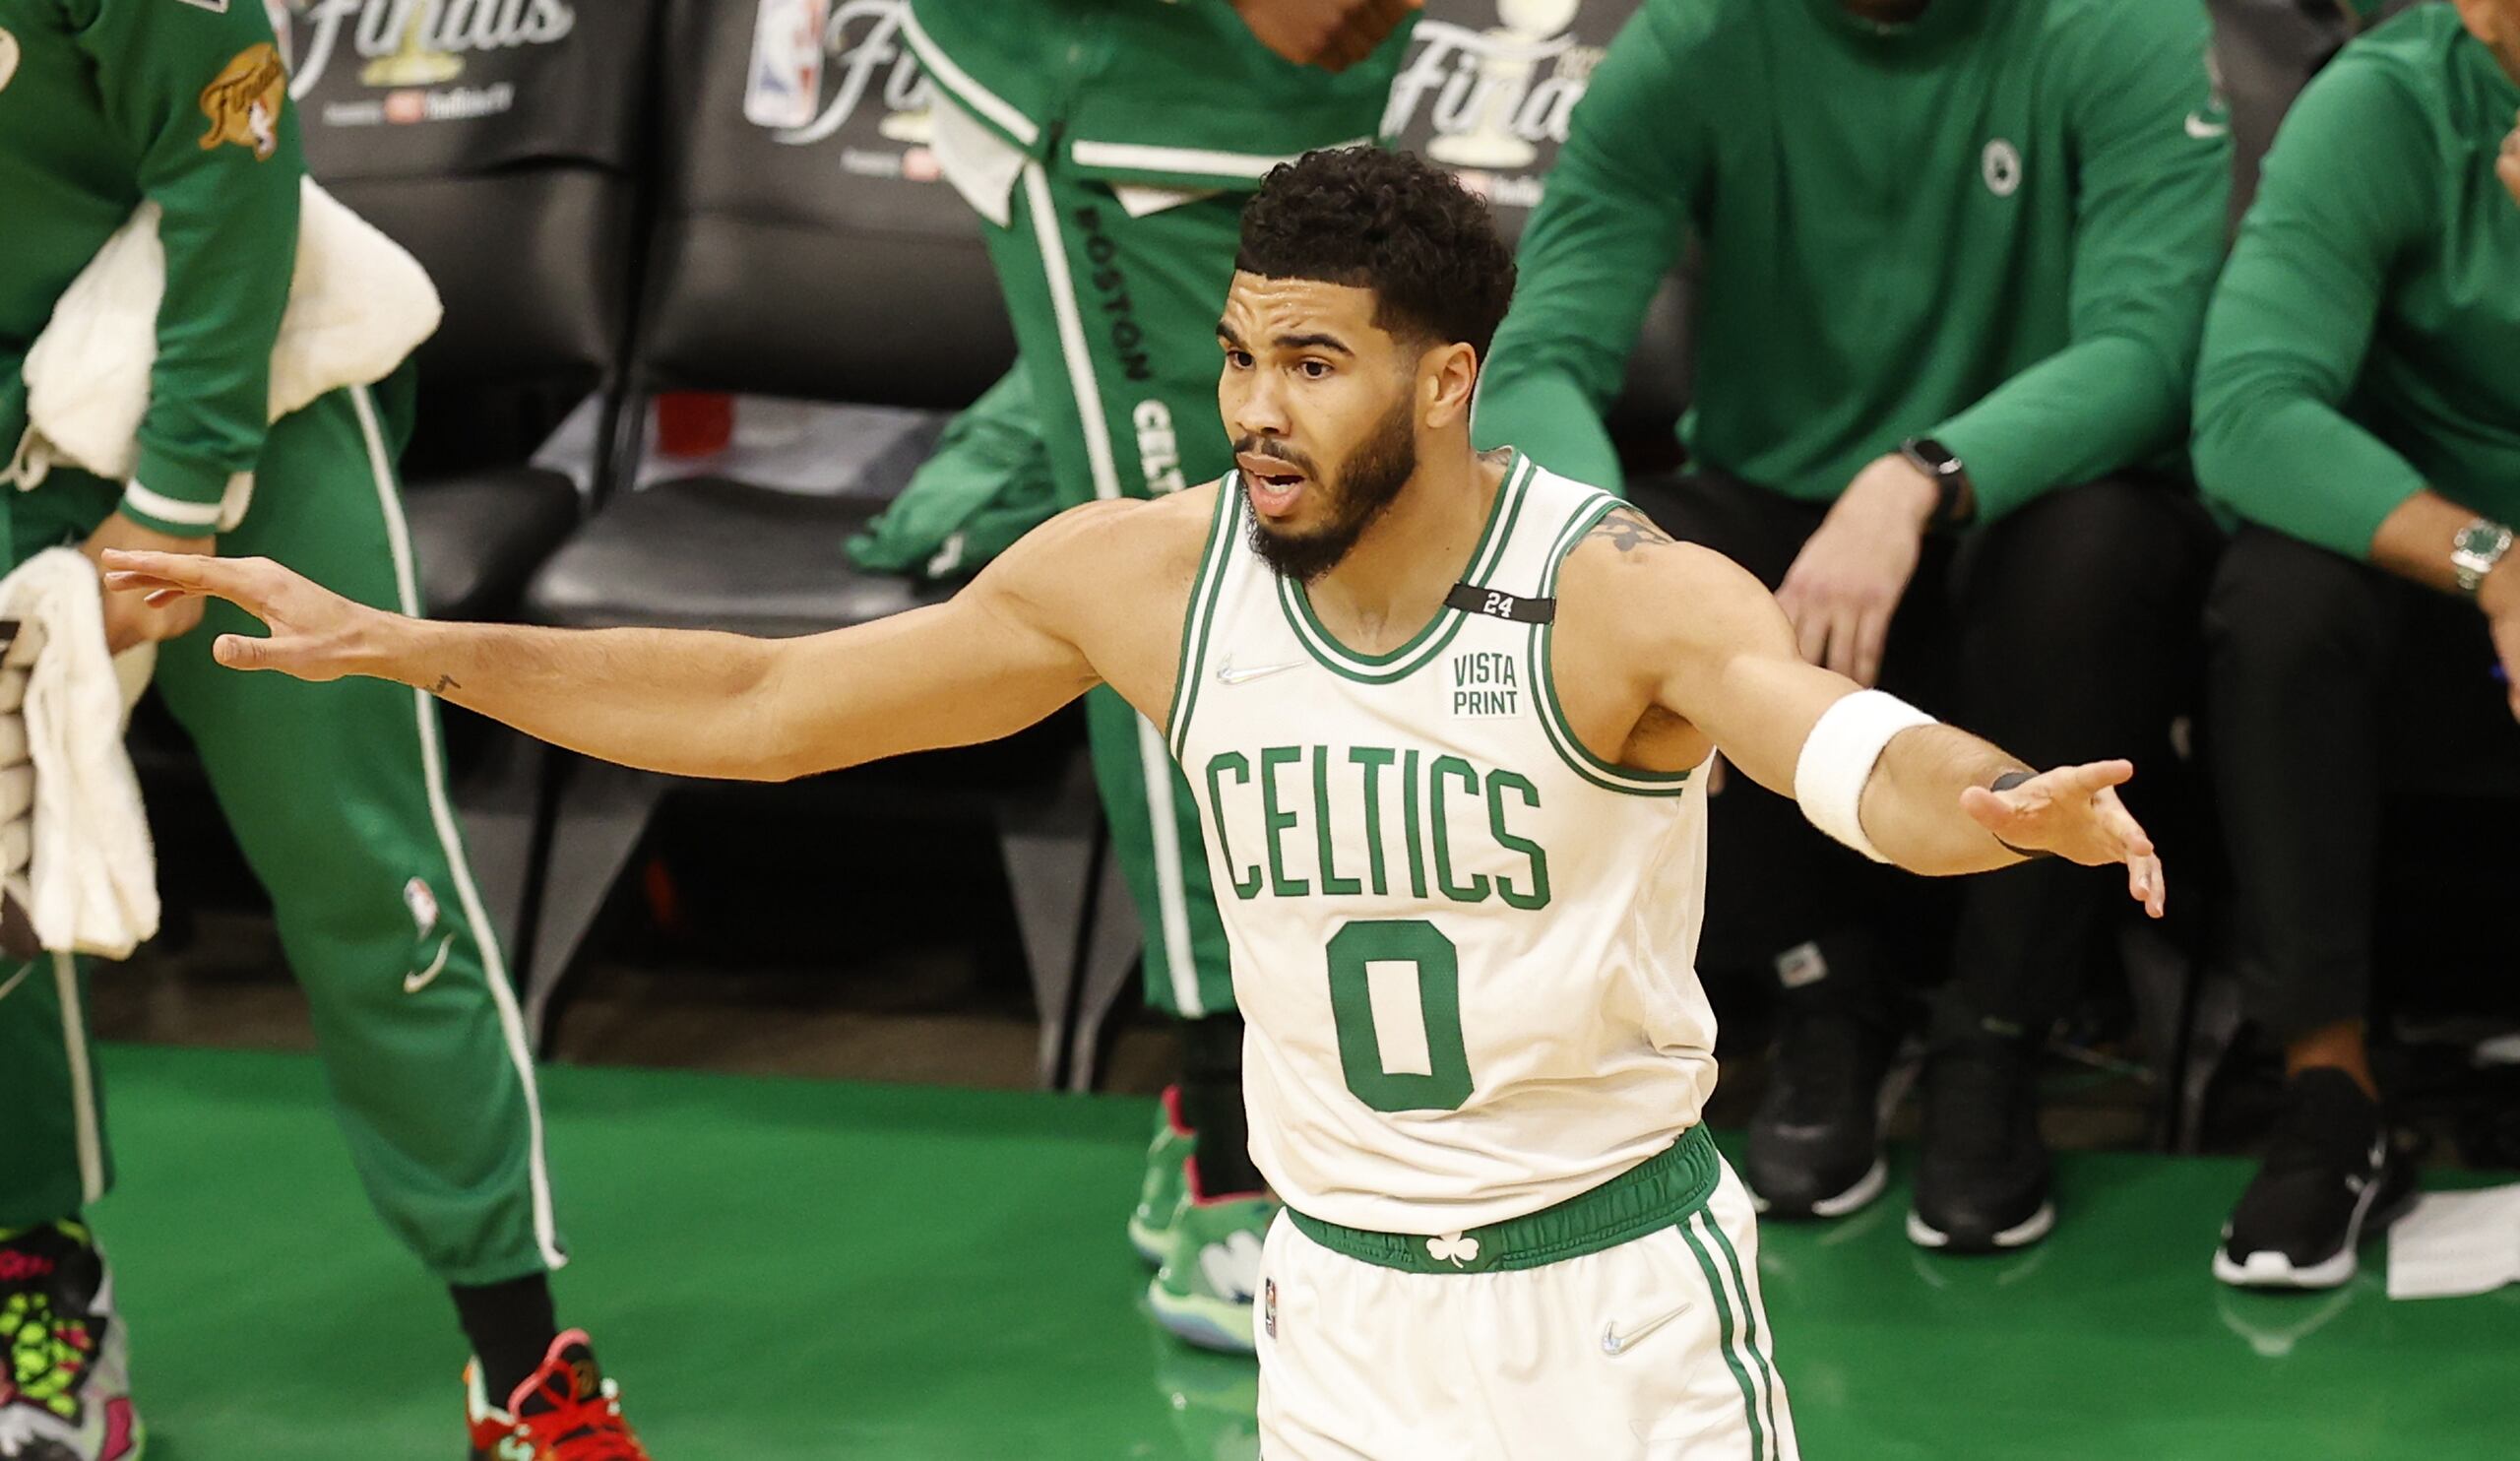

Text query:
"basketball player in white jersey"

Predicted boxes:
[[106, 148, 2164, 1460]]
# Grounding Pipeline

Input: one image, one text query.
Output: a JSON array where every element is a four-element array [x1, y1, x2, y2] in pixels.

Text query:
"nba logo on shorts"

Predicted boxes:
[[1264, 1278, 1277, 1339]]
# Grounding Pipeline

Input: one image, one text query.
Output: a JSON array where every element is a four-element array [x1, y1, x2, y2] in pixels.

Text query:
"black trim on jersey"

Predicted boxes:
[[1445, 584, 1555, 624]]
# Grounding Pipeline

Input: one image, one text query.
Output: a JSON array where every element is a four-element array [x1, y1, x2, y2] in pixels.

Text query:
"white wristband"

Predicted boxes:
[[1795, 689, 1936, 863]]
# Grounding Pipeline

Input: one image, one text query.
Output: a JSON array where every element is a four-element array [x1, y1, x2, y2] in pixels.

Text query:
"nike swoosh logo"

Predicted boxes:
[[403, 933, 455, 994], [2185, 112, 2230, 140], [1603, 1303, 1688, 1356], [1216, 660, 1303, 686]]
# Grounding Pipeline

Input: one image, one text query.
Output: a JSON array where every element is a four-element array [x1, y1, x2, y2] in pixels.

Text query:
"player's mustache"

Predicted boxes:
[[1232, 437, 1319, 477]]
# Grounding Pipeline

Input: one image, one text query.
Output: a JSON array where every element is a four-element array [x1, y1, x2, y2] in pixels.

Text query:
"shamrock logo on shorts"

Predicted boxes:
[[1427, 1233, 1480, 1268]]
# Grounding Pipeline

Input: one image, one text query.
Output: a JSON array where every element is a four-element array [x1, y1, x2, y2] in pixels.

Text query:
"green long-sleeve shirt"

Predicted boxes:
[[2192, 5, 2520, 559], [0, 0, 303, 538], [1475, 0, 2230, 517], [904, 0, 1410, 193]]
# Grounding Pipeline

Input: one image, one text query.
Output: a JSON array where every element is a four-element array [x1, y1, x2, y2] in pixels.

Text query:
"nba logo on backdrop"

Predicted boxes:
[[745, 0, 936, 153], [744, 0, 829, 129]]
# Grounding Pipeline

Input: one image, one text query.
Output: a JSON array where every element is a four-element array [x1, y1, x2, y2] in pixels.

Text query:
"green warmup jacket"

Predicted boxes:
[[0, 0, 304, 538], [2192, 5, 2520, 558], [1476, 0, 2231, 516], [903, 0, 1410, 193]]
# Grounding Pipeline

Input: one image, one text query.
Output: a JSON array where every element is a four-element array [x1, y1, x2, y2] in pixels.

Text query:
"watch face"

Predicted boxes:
[[1906, 439, 1959, 476], [2459, 523, 2507, 555]]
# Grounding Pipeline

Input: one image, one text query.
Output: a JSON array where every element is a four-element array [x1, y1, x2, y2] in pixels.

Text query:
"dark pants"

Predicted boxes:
[[2204, 526, 2520, 1045], [1629, 471, 2218, 1040]]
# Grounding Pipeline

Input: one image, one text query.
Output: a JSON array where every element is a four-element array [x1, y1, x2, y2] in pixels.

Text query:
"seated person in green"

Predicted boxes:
[[1473, 0, 2229, 1252], [2192, 0, 2520, 1291]]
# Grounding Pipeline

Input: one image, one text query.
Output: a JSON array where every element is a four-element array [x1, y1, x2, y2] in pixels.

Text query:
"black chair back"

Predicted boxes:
[[288, 0, 658, 398], [635, 0, 1015, 407]]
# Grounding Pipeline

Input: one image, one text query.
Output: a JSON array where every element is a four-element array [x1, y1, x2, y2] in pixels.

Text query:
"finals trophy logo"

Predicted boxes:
[[1387, 0, 1605, 210], [282, 0, 578, 107]]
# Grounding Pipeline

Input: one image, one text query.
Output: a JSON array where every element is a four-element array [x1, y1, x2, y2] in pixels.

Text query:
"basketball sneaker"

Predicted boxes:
[[0, 1222, 141, 1461], [1746, 984, 1896, 1220], [1129, 1086, 1198, 1267], [1909, 1033, 2056, 1253], [2214, 1068, 2418, 1290], [464, 1330, 650, 1461], [1148, 1165, 1275, 1355]]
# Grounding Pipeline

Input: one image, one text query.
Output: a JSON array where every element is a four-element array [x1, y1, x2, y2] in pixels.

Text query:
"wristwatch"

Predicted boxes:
[[2451, 517, 2513, 596], [1900, 437, 1975, 530]]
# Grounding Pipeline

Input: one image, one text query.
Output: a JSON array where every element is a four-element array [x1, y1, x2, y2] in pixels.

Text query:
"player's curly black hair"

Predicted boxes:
[[1235, 147, 1517, 361]]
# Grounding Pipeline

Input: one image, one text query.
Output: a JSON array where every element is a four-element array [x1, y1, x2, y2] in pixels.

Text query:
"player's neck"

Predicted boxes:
[[1305, 442, 1503, 654]]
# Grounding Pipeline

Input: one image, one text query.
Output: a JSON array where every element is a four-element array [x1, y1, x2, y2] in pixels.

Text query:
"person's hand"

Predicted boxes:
[[1959, 760, 2166, 918], [80, 514, 216, 653], [1774, 454, 1936, 685], [1232, 0, 1423, 73], [2479, 557, 2520, 720], [2498, 112, 2520, 210], [97, 550, 383, 682]]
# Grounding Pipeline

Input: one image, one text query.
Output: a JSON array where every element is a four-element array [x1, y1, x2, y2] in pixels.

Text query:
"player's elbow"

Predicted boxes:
[[718, 640, 835, 784]]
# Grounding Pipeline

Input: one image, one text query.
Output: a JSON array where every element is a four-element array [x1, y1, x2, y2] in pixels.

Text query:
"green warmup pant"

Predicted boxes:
[[974, 159, 1248, 1018], [0, 377, 565, 1287]]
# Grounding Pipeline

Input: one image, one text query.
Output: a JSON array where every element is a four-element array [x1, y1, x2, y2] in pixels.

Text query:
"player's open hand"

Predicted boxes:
[[80, 514, 215, 654], [97, 550, 381, 683], [1958, 760, 2166, 919], [1233, 0, 1423, 73]]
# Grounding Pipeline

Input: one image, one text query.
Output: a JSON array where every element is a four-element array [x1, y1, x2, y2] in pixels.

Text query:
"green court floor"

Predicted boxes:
[[86, 1044, 2514, 1459]]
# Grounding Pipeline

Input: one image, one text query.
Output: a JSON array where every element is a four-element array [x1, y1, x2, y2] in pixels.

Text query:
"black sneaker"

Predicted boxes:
[[1746, 992, 1895, 1219], [2214, 1067, 2417, 1290], [1909, 1035, 2055, 1253]]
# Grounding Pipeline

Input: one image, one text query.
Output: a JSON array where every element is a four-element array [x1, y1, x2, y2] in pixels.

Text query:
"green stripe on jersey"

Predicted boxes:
[[1526, 493, 1695, 796], [1681, 1212, 1772, 1461], [1166, 478, 1243, 760], [1276, 455, 1533, 684]]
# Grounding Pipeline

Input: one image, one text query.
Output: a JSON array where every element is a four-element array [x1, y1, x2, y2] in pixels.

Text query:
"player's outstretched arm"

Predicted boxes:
[[1601, 515, 2164, 917], [100, 501, 1141, 783]]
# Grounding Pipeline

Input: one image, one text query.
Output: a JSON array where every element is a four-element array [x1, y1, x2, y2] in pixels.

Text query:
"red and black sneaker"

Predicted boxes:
[[0, 1221, 142, 1461], [464, 1330, 650, 1461]]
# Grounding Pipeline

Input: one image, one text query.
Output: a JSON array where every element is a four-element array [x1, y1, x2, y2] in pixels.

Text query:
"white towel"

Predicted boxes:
[[5, 178, 441, 528], [2388, 1184, 2520, 1300], [0, 551, 158, 960]]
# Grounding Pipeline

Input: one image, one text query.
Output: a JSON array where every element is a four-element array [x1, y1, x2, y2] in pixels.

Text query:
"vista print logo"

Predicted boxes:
[[282, 0, 577, 98], [746, 0, 935, 148]]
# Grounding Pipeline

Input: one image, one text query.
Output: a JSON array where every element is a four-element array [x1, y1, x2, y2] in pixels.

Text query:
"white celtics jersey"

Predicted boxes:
[[1167, 454, 1719, 1234]]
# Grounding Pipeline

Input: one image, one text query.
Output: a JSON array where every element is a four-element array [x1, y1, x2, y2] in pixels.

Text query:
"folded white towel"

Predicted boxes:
[[6, 179, 442, 528], [0, 551, 158, 959]]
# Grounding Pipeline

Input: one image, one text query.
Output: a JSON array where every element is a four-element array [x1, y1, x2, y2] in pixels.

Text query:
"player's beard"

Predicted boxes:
[[1241, 398, 1418, 585]]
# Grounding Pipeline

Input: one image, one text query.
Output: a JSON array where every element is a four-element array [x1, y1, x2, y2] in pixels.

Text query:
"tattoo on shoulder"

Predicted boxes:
[[428, 674, 460, 696], [1581, 507, 1675, 556]]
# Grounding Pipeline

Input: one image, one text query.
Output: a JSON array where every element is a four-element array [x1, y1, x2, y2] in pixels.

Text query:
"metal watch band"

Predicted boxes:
[[2451, 518, 2513, 596]]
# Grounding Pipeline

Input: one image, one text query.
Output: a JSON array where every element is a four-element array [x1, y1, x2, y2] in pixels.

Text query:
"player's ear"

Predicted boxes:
[[1420, 341, 1479, 429]]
